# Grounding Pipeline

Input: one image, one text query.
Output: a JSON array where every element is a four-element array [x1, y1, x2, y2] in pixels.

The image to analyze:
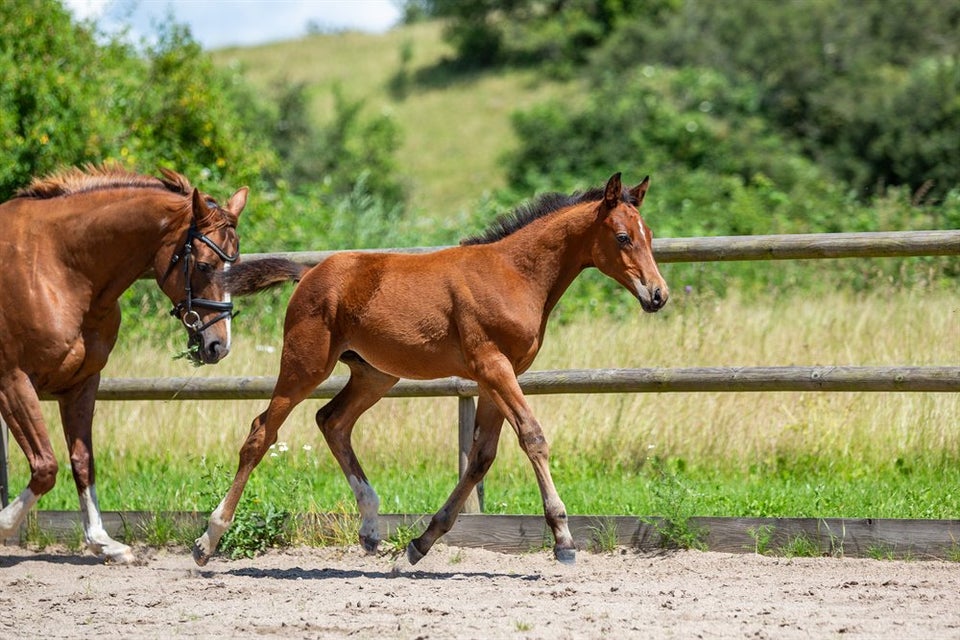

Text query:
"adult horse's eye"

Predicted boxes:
[[616, 232, 630, 246], [196, 262, 214, 274]]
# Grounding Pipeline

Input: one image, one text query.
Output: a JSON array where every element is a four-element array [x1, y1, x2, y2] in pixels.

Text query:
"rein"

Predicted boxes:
[[165, 225, 239, 333]]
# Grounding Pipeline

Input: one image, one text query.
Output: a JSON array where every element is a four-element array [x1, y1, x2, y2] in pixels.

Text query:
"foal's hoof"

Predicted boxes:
[[192, 541, 211, 567], [359, 534, 380, 555], [406, 540, 426, 566], [554, 547, 577, 565]]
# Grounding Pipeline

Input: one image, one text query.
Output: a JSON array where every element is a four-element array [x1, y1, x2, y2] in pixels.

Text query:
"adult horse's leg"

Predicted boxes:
[[407, 394, 504, 565], [0, 371, 57, 541], [315, 353, 398, 553], [58, 375, 135, 563], [473, 355, 577, 563], [193, 324, 338, 566]]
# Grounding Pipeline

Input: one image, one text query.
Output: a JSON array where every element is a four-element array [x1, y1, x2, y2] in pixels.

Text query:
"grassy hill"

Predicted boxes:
[[212, 22, 577, 218]]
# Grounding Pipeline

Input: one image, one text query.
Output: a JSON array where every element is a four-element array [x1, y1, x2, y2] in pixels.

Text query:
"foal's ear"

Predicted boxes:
[[629, 176, 650, 207], [223, 187, 248, 225], [603, 172, 623, 210]]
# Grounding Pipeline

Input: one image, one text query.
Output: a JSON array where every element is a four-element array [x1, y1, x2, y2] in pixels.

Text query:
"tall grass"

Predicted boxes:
[[6, 287, 958, 519]]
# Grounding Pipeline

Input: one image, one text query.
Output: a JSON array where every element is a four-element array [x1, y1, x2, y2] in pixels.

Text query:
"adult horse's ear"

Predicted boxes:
[[224, 187, 248, 225], [603, 172, 623, 210], [629, 176, 650, 207], [158, 167, 192, 193], [191, 188, 218, 228]]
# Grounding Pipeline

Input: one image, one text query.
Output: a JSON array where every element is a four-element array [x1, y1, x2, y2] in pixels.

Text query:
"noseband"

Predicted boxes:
[[166, 225, 239, 333]]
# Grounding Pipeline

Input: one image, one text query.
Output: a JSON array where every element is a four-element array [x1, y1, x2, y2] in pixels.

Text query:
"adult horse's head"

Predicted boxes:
[[155, 169, 246, 365], [591, 172, 668, 313]]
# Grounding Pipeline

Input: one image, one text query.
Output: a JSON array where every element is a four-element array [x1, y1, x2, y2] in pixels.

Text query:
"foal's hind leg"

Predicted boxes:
[[58, 375, 135, 563], [316, 353, 398, 553], [0, 371, 56, 541], [193, 327, 339, 566], [407, 394, 504, 565]]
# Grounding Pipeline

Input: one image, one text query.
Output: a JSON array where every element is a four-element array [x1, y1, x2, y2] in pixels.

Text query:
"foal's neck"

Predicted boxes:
[[497, 203, 597, 313]]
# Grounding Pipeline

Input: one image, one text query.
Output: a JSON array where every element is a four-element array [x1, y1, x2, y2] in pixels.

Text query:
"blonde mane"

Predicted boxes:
[[15, 164, 192, 199]]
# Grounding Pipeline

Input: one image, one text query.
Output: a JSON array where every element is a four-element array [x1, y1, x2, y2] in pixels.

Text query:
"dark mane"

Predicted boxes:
[[14, 164, 192, 200], [461, 185, 634, 246]]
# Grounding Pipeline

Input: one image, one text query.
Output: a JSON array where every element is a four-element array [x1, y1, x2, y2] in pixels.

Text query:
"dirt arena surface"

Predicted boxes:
[[2, 543, 958, 639]]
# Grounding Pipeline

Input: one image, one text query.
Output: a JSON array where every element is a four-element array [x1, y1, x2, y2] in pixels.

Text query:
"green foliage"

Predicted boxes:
[[0, 0, 274, 200], [411, 0, 671, 70], [747, 524, 776, 555], [385, 521, 424, 557], [268, 82, 406, 206], [643, 456, 707, 550], [587, 517, 620, 553], [219, 503, 291, 559], [779, 534, 821, 558], [590, 0, 960, 199]]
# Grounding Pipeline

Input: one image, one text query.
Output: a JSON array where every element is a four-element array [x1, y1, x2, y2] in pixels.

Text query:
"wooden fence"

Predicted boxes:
[[2, 230, 959, 543]]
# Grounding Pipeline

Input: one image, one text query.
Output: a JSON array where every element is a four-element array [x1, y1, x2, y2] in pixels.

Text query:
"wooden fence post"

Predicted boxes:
[[1, 416, 9, 507], [458, 396, 483, 513]]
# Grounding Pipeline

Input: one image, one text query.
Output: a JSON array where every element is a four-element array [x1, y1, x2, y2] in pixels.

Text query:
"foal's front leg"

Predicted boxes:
[[194, 323, 338, 566], [475, 358, 577, 564], [59, 376, 136, 564]]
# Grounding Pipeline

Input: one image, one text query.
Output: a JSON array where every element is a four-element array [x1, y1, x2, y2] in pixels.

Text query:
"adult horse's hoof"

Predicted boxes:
[[359, 534, 380, 554], [554, 547, 577, 565], [406, 540, 426, 566], [102, 544, 137, 565]]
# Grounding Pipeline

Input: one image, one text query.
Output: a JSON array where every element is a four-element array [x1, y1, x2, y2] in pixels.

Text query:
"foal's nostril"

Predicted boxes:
[[652, 287, 663, 306]]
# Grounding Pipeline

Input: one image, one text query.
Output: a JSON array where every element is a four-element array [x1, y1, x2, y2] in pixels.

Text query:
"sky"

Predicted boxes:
[[64, 0, 403, 49]]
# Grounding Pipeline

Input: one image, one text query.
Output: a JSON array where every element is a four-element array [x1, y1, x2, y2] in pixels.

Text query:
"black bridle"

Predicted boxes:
[[166, 225, 239, 333]]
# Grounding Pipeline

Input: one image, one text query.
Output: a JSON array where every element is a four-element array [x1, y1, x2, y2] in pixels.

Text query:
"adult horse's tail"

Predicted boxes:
[[224, 257, 308, 296]]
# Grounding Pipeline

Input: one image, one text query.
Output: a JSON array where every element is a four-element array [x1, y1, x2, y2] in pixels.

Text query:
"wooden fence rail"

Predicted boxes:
[[244, 229, 960, 267], [2, 230, 958, 513], [39, 366, 960, 401]]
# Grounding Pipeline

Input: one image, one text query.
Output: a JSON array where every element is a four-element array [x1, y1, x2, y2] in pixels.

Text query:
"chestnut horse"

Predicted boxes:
[[0, 165, 288, 563], [194, 172, 668, 566]]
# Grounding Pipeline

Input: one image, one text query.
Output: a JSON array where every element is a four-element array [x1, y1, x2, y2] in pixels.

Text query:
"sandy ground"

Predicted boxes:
[[1, 543, 958, 639]]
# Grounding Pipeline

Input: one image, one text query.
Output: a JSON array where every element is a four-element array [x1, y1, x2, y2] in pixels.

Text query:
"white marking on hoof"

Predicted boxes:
[[348, 475, 380, 550], [0, 489, 38, 540], [194, 498, 231, 565]]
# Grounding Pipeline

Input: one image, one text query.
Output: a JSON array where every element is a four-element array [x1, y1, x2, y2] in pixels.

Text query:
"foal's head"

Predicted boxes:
[[156, 170, 246, 365], [590, 173, 668, 313]]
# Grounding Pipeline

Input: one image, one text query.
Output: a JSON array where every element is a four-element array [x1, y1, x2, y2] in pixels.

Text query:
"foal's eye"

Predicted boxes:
[[616, 232, 631, 246]]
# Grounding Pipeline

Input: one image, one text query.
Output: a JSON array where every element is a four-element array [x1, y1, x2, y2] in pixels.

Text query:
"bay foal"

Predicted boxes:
[[195, 172, 668, 566]]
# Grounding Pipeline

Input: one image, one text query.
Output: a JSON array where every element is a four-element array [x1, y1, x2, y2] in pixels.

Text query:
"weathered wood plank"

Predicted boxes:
[[241, 230, 960, 267], [38, 366, 958, 401], [8, 512, 960, 560]]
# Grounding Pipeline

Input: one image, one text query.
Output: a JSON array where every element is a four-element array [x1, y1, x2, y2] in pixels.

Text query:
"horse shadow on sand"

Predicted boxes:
[[221, 565, 545, 582]]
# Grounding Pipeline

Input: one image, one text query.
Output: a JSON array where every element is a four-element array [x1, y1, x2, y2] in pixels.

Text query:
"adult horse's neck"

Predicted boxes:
[[491, 202, 598, 318], [51, 188, 189, 307]]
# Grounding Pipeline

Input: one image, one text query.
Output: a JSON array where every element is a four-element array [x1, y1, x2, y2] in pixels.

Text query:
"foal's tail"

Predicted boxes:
[[224, 257, 309, 297]]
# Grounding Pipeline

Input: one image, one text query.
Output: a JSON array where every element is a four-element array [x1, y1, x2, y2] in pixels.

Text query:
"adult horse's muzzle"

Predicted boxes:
[[175, 299, 234, 365], [636, 282, 668, 313]]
